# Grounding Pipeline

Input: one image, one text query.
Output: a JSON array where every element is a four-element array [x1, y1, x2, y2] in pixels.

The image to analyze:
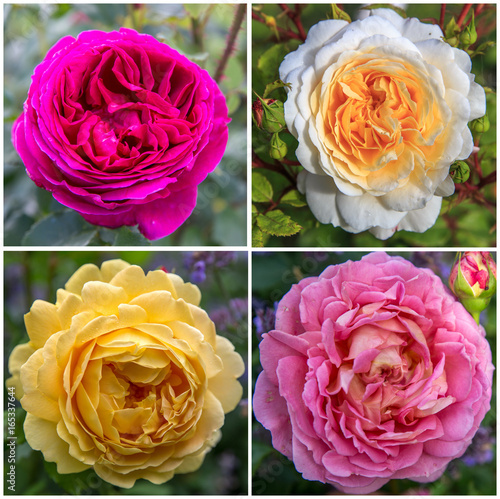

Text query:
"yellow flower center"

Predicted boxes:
[[316, 53, 448, 191]]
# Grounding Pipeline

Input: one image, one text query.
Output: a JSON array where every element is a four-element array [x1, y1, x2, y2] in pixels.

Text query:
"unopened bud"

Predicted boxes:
[[470, 114, 490, 133], [269, 132, 288, 160], [253, 97, 286, 133], [450, 161, 470, 183], [460, 15, 478, 46], [449, 251, 497, 322], [331, 4, 351, 22]]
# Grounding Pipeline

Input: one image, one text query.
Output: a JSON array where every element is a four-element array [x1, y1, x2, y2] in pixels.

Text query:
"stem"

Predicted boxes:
[[472, 311, 481, 324], [456, 4, 472, 28], [22, 252, 33, 314], [252, 154, 296, 185], [478, 171, 496, 189], [474, 150, 483, 179], [191, 17, 205, 52], [127, 4, 137, 31], [214, 4, 246, 84], [48, 252, 58, 303], [279, 4, 306, 41], [252, 11, 303, 41]]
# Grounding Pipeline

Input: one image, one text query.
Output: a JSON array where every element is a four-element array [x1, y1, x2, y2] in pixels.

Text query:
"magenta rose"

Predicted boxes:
[[253, 253, 493, 494], [12, 28, 229, 240]]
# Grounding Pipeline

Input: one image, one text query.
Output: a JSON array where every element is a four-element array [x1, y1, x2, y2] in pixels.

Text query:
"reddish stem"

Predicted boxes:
[[456, 4, 472, 28], [478, 171, 496, 189], [278, 4, 306, 41], [440, 4, 446, 31], [252, 11, 303, 41], [252, 153, 297, 185], [292, 5, 307, 41], [280, 158, 301, 166]]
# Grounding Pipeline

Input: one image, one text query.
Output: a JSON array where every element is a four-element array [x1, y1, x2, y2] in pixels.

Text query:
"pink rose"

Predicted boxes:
[[253, 253, 493, 493], [12, 28, 229, 240]]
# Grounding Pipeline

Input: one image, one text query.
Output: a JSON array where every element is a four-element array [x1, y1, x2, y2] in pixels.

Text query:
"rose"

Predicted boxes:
[[280, 9, 486, 239], [7, 259, 244, 488], [12, 28, 229, 240], [253, 253, 493, 493]]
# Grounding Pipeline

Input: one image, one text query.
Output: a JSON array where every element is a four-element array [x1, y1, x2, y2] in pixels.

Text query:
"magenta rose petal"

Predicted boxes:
[[12, 27, 230, 240], [253, 252, 494, 493]]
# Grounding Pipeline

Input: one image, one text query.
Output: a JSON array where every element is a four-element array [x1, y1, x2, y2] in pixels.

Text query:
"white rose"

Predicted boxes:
[[280, 9, 486, 239]]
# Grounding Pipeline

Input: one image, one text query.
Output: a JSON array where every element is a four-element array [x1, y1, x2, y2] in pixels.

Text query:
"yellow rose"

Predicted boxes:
[[7, 259, 244, 488]]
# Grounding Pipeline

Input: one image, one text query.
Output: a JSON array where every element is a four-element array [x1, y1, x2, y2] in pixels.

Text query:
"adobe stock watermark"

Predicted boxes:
[[6, 386, 17, 493]]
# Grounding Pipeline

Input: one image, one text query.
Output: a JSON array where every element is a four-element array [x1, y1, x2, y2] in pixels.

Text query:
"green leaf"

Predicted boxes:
[[223, 56, 245, 90], [4, 213, 34, 245], [263, 79, 291, 99], [252, 170, 274, 202], [213, 206, 246, 245], [256, 209, 301, 236], [43, 461, 112, 495], [114, 227, 152, 246], [21, 212, 97, 246], [225, 92, 240, 115], [252, 441, 274, 474], [257, 44, 289, 83], [280, 189, 306, 207], [469, 41, 496, 58]]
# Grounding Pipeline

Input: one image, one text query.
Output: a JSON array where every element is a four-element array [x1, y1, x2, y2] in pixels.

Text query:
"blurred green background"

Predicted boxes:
[[252, 4, 496, 247], [4, 251, 248, 494], [5, 4, 247, 246], [252, 251, 496, 495]]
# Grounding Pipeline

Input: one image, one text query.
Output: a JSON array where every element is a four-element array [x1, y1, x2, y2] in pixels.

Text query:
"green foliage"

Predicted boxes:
[[5, 4, 247, 246], [280, 189, 306, 207], [252, 4, 496, 248], [252, 171, 274, 203], [255, 209, 301, 237]]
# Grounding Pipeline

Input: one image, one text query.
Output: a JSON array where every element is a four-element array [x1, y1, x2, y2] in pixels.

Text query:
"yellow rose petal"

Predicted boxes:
[[20, 350, 60, 423], [168, 273, 202, 306], [65, 264, 102, 295], [100, 259, 131, 282], [81, 281, 129, 315], [208, 336, 245, 413], [7, 343, 36, 399], [24, 299, 62, 348], [24, 414, 90, 473]]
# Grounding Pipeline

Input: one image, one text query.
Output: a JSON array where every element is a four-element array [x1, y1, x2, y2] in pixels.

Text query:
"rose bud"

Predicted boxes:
[[269, 132, 288, 160], [450, 160, 470, 183], [449, 252, 497, 321], [470, 114, 490, 134], [460, 17, 478, 46], [253, 96, 286, 134]]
